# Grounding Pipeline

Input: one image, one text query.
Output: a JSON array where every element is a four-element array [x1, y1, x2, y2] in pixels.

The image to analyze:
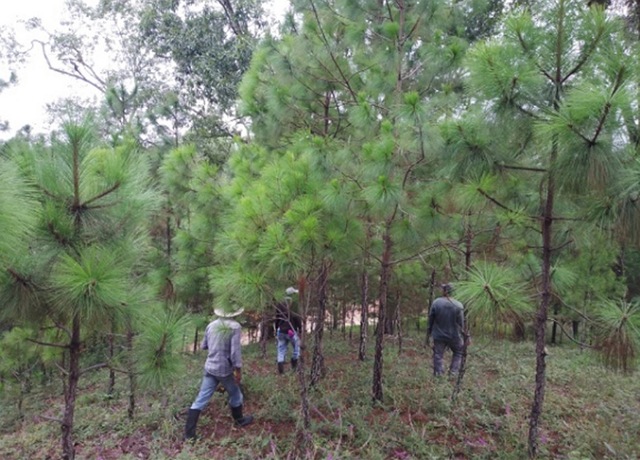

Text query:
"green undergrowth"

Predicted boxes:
[[1, 333, 638, 459]]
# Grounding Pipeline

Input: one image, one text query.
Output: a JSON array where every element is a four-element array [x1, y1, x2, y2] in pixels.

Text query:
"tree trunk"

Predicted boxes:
[[372, 223, 392, 402], [260, 310, 269, 359], [358, 265, 369, 361], [107, 329, 116, 398], [396, 293, 402, 355], [126, 327, 136, 420], [341, 301, 347, 339], [451, 321, 470, 404], [61, 314, 81, 460], [528, 162, 556, 458], [424, 269, 436, 347], [193, 328, 199, 354], [310, 262, 329, 386], [384, 297, 396, 336], [550, 304, 560, 344], [572, 320, 579, 342], [292, 348, 313, 458]]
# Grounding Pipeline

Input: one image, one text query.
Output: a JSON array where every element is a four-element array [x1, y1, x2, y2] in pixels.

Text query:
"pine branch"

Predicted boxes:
[[80, 363, 109, 376], [549, 319, 595, 348], [476, 188, 515, 213], [25, 338, 68, 349], [515, 30, 555, 83], [308, 0, 358, 103], [391, 242, 442, 265], [562, 23, 607, 84], [83, 182, 121, 207], [38, 415, 63, 424], [590, 66, 626, 146], [54, 362, 69, 376], [499, 164, 547, 173]]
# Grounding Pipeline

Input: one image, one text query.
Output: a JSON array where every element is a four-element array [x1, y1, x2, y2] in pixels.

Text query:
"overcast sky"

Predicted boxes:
[[0, 0, 287, 140], [0, 0, 103, 139]]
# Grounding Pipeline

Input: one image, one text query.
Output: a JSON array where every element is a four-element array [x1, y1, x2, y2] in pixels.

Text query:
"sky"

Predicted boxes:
[[0, 0, 102, 139], [0, 0, 288, 140]]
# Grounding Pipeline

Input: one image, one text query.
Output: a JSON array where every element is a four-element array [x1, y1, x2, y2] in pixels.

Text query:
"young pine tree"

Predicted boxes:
[[1, 123, 158, 460]]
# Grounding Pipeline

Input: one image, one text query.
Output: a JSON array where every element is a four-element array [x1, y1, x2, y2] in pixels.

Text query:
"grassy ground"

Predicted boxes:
[[0, 331, 638, 459]]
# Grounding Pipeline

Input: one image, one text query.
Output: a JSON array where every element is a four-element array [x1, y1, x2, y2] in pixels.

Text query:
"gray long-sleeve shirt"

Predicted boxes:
[[201, 318, 243, 377], [428, 296, 464, 342]]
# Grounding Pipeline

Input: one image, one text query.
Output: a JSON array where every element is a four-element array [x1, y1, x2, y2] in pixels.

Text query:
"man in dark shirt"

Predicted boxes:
[[428, 283, 465, 376], [274, 287, 302, 374]]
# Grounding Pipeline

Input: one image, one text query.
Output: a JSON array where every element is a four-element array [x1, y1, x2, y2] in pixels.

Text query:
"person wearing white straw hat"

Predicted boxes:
[[184, 305, 254, 441]]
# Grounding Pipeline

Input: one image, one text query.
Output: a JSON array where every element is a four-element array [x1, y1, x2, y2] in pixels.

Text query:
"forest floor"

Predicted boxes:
[[0, 330, 638, 459]]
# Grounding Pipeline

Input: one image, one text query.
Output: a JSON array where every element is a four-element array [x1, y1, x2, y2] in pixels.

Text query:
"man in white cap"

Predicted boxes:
[[184, 305, 254, 441], [274, 287, 302, 374]]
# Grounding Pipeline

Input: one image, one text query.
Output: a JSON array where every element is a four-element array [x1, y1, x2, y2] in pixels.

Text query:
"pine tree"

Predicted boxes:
[[451, 0, 636, 456], [0, 123, 159, 460]]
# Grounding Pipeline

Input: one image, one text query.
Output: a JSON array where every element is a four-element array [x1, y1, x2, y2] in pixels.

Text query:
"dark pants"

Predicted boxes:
[[433, 338, 463, 376]]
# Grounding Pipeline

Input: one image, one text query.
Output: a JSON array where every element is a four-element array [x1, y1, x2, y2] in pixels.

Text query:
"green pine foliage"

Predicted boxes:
[[594, 299, 640, 372]]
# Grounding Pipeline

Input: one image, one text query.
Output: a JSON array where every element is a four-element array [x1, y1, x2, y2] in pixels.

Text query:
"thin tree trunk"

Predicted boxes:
[[396, 293, 402, 355], [293, 346, 313, 457], [260, 310, 269, 359], [358, 265, 369, 361], [127, 328, 136, 420], [464, 214, 473, 271], [550, 304, 559, 344], [453, 223, 473, 402], [107, 328, 116, 398], [372, 223, 393, 402], [424, 269, 436, 347], [310, 262, 329, 386], [61, 314, 81, 460], [349, 302, 355, 344], [452, 321, 470, 404], [528, 153, 556, 458]]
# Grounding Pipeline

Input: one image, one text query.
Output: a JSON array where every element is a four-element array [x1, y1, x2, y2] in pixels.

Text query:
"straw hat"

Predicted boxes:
[[214, 306, 245, 318]]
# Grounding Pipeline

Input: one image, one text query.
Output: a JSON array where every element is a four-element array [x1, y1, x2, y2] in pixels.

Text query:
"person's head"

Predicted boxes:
[[213, 306, 244, 319], [441, 283, 454, 296]]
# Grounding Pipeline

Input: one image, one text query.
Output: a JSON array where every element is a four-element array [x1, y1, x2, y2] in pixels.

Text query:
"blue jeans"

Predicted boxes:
[[276, 331, 300, 363], [190, 371, 243, 410], [433, 338, 464, 376]]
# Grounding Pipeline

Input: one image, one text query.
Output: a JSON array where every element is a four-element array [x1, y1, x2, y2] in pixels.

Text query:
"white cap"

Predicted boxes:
[[213, 307, 244, 318], [285, 286, 299, 295]]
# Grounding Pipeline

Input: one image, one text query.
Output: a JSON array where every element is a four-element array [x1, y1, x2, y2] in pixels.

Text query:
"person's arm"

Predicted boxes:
[[292, 313, 302, 334], [229, 325, 243, 369], [457, 304, 465, 332], [233, 367, 242, 383], [201, 324, 210, 350], [230, 325, 243, 383], [427, 303, 436, 337]]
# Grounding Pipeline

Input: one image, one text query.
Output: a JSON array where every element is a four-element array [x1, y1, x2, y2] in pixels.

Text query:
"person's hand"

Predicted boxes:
[[233, 368, 242, 384], [287, 329, 295, 338]]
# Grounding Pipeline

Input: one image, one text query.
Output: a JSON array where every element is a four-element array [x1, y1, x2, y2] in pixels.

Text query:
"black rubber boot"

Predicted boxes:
[[291, 358, 298, 371], [230, 404, 254, 427], [184, 408, 201, 441], [277, 362, 285, 374]]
